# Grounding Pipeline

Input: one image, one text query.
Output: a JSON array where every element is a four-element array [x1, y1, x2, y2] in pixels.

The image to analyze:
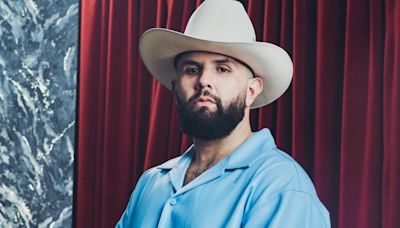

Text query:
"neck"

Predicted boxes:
[[191, 112, 252, 167]]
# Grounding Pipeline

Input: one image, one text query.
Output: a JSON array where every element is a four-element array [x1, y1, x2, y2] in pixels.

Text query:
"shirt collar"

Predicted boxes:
[[156, 128, 276, 170], [157, 128, 276, 169], [157, 145, 194, 169], [225, 128, 276, 169]]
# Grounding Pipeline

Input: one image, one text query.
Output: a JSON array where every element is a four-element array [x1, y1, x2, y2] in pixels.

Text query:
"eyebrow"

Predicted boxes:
[[175, 57, 255, 77], [178, 58, 232, 66], [178, 60, 200, 66], [213, 58, 233, 64]]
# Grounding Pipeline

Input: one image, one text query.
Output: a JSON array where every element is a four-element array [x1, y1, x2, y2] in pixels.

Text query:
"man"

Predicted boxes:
[[117, 0, 330, 227]]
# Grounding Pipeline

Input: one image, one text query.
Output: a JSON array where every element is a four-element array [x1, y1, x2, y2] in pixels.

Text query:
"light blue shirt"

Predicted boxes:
[[117, 129, 330, 227]]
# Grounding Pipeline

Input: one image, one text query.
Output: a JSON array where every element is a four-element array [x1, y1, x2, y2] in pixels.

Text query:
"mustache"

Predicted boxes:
[[187, 90, 219, 105]]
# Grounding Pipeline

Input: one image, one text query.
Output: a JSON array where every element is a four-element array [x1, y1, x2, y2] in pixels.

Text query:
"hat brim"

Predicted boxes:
[[139, 28, 293, 109]]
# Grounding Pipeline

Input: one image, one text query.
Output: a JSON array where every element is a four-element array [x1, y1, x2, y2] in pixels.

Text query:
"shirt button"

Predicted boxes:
[[169, 199, 176, 206]]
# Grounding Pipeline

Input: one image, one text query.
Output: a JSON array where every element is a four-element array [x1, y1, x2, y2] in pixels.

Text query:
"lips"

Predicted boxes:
[[196, 96, 215, 104]]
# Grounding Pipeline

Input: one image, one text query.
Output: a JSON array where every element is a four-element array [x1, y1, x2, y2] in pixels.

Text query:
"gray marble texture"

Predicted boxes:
[[0, 0, 78, 227]]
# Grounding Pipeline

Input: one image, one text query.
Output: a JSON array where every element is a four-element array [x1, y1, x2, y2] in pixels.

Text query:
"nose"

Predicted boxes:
[[196, 67, 214, 90]]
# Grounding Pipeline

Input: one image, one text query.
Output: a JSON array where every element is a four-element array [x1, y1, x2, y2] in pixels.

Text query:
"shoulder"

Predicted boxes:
[[136, 155, 183, 184], [243, 148, 330, 226], [249, 147, 318, 196], [155, 156, 182, 169]]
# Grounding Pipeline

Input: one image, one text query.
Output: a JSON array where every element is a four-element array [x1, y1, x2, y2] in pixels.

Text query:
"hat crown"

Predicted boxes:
[[184, 0, 256, 43]]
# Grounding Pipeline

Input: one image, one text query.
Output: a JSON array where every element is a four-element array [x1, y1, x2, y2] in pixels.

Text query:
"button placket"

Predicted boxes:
[[169, 198, 176, 206]]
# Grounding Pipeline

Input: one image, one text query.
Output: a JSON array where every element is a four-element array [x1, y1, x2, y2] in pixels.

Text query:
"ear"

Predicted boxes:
[[246, 77, 263, 107]]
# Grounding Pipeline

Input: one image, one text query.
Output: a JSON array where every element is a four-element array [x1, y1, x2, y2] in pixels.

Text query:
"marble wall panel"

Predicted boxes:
[[0, 0, 78, 227]]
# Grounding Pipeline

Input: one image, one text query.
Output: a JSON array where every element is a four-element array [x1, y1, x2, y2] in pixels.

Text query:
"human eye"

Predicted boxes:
[[182, 65, 200, 75], [216, 65, 231, 73]]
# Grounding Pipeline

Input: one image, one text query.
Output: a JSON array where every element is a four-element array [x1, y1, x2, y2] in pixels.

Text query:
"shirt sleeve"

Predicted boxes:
[[115, 186, 139, 227], [242, 190, 330, 228], [115, 169, 152, 228]]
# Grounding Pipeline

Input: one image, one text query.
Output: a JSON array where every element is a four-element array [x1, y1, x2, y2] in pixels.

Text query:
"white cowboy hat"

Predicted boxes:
[[139, 0, 293, 108]]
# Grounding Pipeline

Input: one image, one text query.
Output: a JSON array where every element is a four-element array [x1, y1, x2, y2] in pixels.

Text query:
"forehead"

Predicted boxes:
[[175, 51, 242, 66]]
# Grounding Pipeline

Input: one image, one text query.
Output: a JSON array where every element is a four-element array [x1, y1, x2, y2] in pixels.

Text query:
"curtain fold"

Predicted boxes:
[[338, 0, 384, 227], [382, 0, 400, 227], [75, 0, 400, 227]]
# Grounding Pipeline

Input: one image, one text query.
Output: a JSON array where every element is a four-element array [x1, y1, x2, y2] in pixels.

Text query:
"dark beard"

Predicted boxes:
[[175, 89, 246, 140]]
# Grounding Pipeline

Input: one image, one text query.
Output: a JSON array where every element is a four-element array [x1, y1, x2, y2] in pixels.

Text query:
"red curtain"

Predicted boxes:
[[75, 0, 400, 227]]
